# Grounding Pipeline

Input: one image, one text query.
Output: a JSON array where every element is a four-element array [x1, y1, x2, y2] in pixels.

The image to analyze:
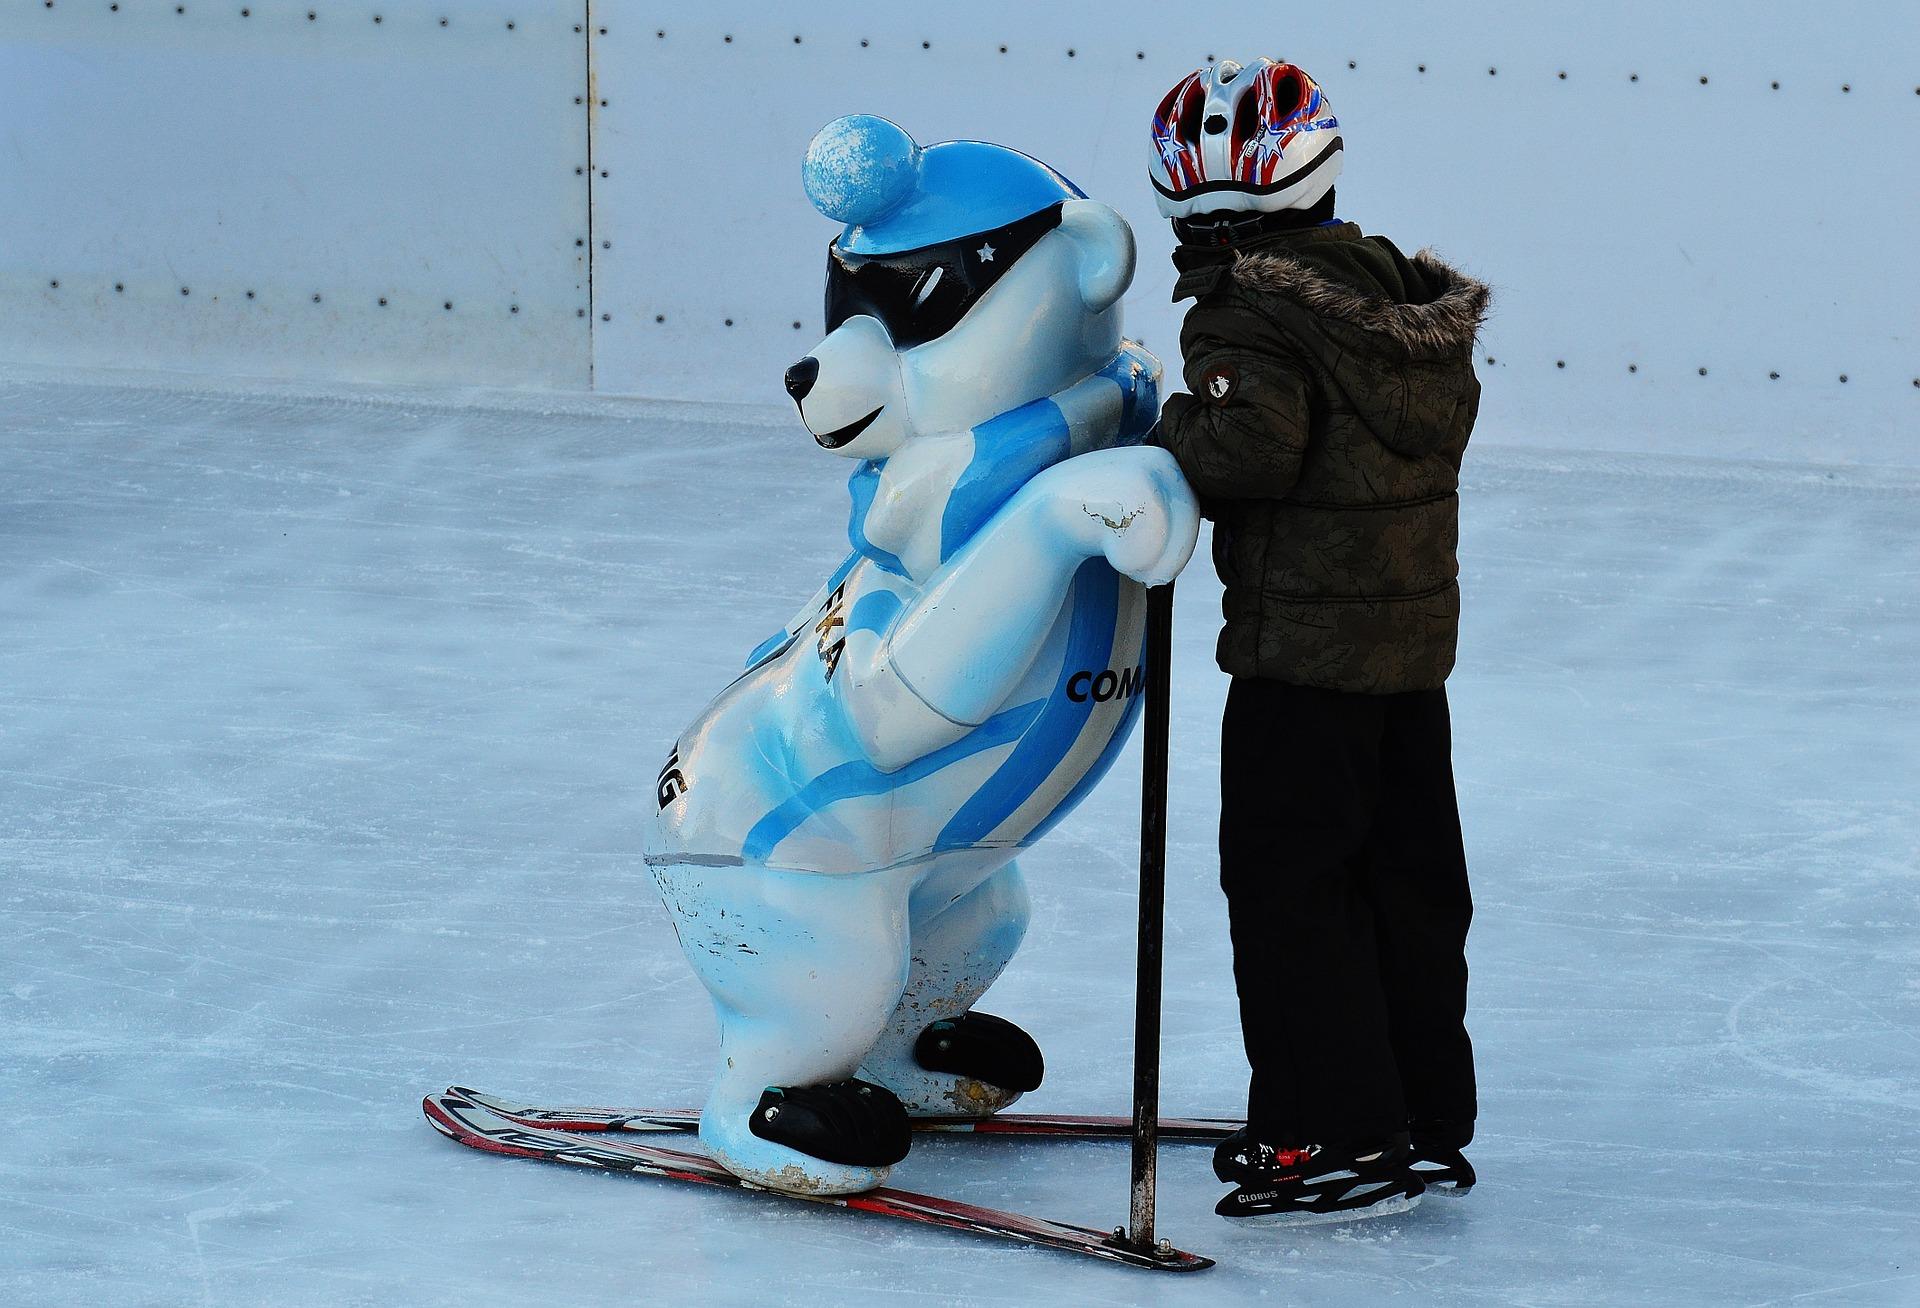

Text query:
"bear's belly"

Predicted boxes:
[[648, 565, 1146, 875]]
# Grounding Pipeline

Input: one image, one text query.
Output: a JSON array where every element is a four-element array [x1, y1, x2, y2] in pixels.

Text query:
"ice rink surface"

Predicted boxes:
[[2, 372, 1916, 1307]]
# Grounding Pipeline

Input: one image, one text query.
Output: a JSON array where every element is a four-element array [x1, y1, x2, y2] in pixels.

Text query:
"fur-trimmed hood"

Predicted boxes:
[[1230, 245, 1491, 359]]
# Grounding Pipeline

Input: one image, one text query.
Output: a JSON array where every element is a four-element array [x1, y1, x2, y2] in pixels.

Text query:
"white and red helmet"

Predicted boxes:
[[1149, 59, 1343, 219]]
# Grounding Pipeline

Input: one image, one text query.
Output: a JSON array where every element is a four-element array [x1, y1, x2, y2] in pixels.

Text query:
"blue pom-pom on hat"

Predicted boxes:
[[803, 115, 921, 228], [804, 113, 1086, 255]]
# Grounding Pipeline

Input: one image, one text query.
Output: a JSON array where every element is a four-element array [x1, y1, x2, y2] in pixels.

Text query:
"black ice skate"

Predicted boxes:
[[1408, 1119, 1476, 1195], [747, 1079, 911, 1167], [1213, 1129, 1424, 1224]]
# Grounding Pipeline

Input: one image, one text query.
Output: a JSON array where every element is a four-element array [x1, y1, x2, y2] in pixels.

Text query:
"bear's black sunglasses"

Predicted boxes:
[[824, 202, 1066, 350]]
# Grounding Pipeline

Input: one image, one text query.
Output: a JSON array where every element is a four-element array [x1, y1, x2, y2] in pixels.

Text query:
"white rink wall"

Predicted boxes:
[[0, 0, 592, 389], [2, 0, 1916, 463]]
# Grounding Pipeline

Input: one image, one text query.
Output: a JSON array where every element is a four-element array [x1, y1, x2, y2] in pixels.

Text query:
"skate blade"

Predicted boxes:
[[1223, 1190, 1423, 1228], [1419, 1181, 1473, 1198]]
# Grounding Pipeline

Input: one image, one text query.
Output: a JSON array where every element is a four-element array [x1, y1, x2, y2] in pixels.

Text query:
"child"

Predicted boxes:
[[1147, 58, 1489, 1224]]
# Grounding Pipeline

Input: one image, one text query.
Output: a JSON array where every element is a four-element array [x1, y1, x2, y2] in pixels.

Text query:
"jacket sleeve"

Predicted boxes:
[[1151, 307, 1313, 503]]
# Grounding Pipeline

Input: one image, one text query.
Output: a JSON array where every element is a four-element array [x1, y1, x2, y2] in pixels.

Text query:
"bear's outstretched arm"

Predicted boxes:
[[837, 447, 1197, 772]]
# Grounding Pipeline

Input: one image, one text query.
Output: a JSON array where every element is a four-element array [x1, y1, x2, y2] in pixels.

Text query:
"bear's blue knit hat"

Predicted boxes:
[[803, 114, 1085, 256]]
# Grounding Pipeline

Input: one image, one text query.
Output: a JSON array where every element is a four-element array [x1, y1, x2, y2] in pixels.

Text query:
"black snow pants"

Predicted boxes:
[[1219, 677, 1477, 1148]]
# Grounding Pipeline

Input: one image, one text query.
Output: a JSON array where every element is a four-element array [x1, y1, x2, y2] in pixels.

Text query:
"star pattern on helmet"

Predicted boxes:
[[976, 243, 996, 263]]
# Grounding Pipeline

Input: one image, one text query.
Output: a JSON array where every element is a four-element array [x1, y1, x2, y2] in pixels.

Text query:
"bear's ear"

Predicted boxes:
[[1057, 200, 1136, 314]]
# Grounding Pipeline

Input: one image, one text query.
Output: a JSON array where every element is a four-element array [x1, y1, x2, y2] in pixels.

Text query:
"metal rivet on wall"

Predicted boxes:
[[444, 302, 453, 311], [1769, 371, 1780, 380], [922, 41, 931, 49], [1771, 81, 1780, 90], [1068, 48, 1077, 58], [378, 297, 388, 306], [792, 321, 802, 330], [1628, 364, 1638, 373], [1839, 374, 1848, 383], [312, 294, 322, 303], [792, 36, 801, 44], [506, 21, 515, 31], [181, 287, 191, 296], [1699, 75, 1709, 84], [724, 35, 732, 43], [602, 313, 611, 322], [49, 280, 59, 288], [1698, 366, 1708, 376], [1488, 67, 1497, 76], [510, 305, 519, 314], [116, 283, 125, 293], [244, 290, 253, 299], [724, 318, 734, 327], [1841, 84, 1851, 93], [1558, 71, 1567, 80], [655, 314, 665, 323], [1417, 64, 1426, 73], [1555, 360, 1565, 369], [1348, 60, 1356, 69]]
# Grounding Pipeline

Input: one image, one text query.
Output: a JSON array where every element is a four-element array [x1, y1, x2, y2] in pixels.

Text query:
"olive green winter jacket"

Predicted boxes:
[[1153, 222, 1490, 694]]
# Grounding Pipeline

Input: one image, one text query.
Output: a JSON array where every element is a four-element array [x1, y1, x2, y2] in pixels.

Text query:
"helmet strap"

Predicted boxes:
[[1172, 189, 1337, 247]]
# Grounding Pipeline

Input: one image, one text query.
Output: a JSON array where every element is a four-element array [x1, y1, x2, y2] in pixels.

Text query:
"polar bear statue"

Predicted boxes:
[[645, 115, 1200, 1196]]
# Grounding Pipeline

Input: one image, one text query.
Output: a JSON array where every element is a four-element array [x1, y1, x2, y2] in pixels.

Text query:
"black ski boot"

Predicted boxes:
[[748, 1079, 911, 1167], [913, 1012, 1044, 1094], [1213, 1128, 1424, 1224], [1408, 1119, 1476, 1195]]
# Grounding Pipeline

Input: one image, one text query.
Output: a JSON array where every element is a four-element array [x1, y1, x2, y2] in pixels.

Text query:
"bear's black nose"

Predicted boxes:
[[784, 357, 819, 403]]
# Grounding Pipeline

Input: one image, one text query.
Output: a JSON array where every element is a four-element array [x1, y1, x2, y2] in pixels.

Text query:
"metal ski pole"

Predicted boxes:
[[1122, 581, 1182, 1262]]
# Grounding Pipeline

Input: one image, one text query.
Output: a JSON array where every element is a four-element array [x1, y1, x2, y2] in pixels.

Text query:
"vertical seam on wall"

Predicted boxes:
[[584, 0, 596, 389]]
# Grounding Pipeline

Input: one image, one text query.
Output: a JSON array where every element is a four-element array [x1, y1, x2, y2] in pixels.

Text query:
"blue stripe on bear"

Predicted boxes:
[[845, 588, 903, 638], [935, 559, 1117, 848], [1099, 346, 1159, 445], [741, 698, 1045, 862], [940, 398, 1071, 563]]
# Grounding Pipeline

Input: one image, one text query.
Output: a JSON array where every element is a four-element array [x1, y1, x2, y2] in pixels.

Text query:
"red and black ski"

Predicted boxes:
[[445, 1084, 1239, 1141], [423, 1090, 1212, 1272]]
